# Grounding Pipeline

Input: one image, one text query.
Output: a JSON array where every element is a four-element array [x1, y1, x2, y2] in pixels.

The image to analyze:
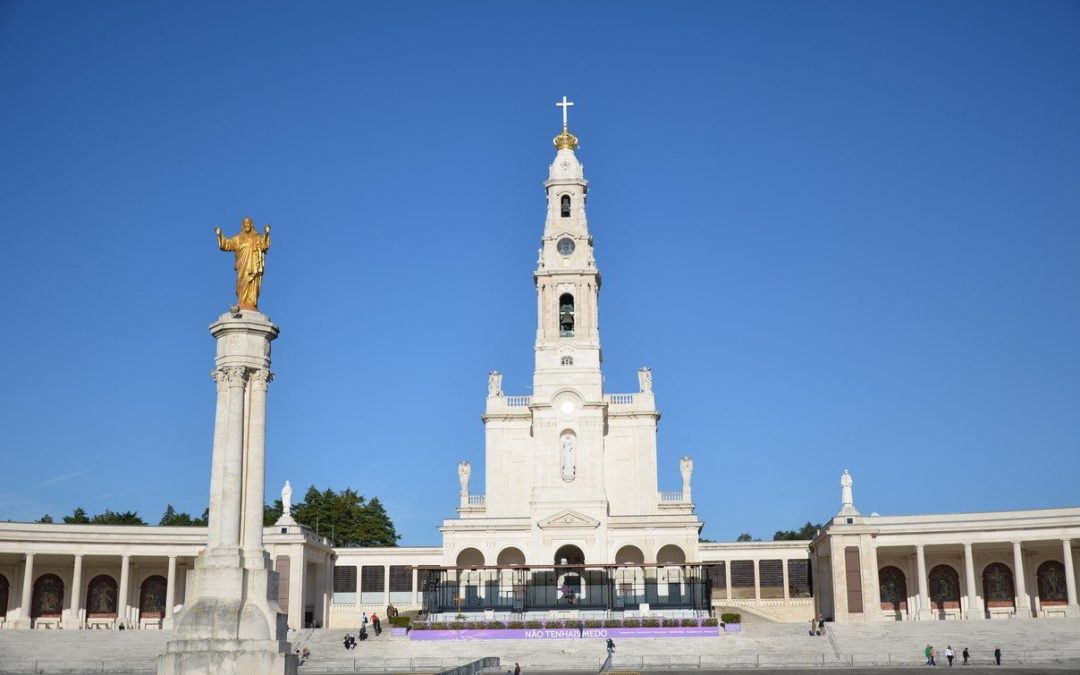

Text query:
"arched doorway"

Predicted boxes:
[[139, 575, 167, 620], [553, 545, 585, 606], [455, 548, 485, 609], [614, 546, 645, 608], [928, 565, 960, 616], [982, 562, 1015, 611], [496, 547, 525, 566], [615, 545, 645, 565], [553, 544, 584, 566], [656, 545, 686, 565], [31, 574, 64, 619], [656, 545, 687, 604], [879, 566, 908, 615], [86, 575, 118, 618], [0, 574, 8, 619], [1037, 561, 1068, 606]]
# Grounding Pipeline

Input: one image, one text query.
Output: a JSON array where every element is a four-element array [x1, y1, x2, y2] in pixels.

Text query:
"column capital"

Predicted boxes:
[[249, 368, 274, 388], [25, 552, 35, 561], [220, 366, 249, 386]]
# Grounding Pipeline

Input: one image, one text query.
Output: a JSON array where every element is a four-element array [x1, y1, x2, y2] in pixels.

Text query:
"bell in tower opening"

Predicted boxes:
[[560, 194, 571, 217], [559, 294, 575, 337]]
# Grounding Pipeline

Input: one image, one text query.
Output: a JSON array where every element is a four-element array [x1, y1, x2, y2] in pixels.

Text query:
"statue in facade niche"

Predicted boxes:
[[560, 432, 576, 482], [282, 480, 293, 517], [680, 456, 693, 494], [488, 370, 503, 398], [638, 367, 653, 393], [215, 217, 271, 310], [458, 460, 471, 497]]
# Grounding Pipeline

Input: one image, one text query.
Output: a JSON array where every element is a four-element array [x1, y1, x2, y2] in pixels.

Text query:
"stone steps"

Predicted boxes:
[[1, 619, 1077, 672]]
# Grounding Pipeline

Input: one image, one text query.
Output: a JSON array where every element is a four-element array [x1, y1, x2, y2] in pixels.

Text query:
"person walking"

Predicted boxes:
[[945, 646, 954, 667], [994, 647, 1001, 666], [962, 648, 969, 665], [606, 638, 615, 656], [513, 663, 521, 675], [362, 611, 368, 629], [372, 613, 381, 636], [816, 614, 826, 637], [931, 645, 937, 666], [925, 644, 933, 666]]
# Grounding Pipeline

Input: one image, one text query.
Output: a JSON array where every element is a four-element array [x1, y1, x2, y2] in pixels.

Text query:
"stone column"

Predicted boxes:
[[963, 543, 981, 620], [782, 559, 790, 602], [158, 310, 295, 675], [1063, 539, 1078, 616], [410, 561, 419, 604], [19, 553, 34, 628], [915, 545, 929, 620], [384, 565, 391, 607], [163, 556, 177, 629], [725, 560, 732, 601], [864, 541, 879, 619], [242, 369, 272, 563], [753, 559, 761, 600], [117, 555, 130, 629], [1012, 542, 1030, 619], [68, 554, 84, 628], [288, 550, 305, 630], [221, 366, 248, 549], [207, 371, 230, 549]]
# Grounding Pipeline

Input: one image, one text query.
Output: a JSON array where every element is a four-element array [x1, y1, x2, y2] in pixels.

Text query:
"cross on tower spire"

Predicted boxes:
[[556, 96, 574, 129]]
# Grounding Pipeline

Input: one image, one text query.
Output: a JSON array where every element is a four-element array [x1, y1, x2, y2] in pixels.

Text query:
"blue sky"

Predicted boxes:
[[1, 1, 1078, 545]]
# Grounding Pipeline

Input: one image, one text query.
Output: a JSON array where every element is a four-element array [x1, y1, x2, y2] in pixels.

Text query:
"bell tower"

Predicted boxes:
[[533, 97, 602, 401]]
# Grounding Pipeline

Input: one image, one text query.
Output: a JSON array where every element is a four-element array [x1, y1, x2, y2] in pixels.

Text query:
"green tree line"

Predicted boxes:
[[31, 485, 399, 547]]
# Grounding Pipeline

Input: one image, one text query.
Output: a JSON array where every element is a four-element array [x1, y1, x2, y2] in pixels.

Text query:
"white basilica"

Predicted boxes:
[[0, 103, 1078, 632]]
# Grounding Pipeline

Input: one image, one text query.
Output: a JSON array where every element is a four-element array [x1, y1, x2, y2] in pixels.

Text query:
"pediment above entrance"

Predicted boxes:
[[538, 509, 600, 530]]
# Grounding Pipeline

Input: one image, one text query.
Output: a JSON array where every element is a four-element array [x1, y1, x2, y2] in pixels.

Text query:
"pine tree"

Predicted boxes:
[[35, 514, 54, 523], [63, 507, 91, 524]]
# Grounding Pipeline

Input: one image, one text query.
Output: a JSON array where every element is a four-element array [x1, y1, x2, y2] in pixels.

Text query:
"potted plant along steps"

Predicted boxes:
[[720, 612, 742, 633]]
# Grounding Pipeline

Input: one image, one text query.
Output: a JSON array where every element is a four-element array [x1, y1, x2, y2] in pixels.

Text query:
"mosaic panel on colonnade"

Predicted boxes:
[[928, 564, 960, 610], [87, 575, 118, 617], [982, 562, 1015, 608], [1037, 560, 1068, 605], [139, 575, 167, 617], [31, 574, 64, 618]]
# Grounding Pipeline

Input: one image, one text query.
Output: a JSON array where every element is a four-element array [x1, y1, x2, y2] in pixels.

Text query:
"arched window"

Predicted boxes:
[[86, 575, 118, 617], [879, 566, 908, 611], [1037, 561, 1068, 605], [560, 195, 571, 217], [928, 564, 960, 610], [559, 294, 575, 337], [139, 575, 168, 618], [982, 562, 1015, 608], [31, 574, 64, 618]]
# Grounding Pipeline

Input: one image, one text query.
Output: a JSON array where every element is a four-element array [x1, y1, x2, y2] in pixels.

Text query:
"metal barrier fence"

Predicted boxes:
[[0, 658, 158, 673], [3, 649, 1079, 673]]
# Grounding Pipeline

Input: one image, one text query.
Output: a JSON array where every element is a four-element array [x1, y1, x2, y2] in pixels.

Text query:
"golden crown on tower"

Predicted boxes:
[[553, 128, 578, 151]]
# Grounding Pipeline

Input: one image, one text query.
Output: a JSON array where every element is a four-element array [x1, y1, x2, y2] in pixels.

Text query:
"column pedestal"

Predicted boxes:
[[158, 310, 295, 675]]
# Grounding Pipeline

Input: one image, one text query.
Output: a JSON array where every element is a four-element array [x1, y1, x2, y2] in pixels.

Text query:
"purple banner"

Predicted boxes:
[[410, 626, 718, 641]]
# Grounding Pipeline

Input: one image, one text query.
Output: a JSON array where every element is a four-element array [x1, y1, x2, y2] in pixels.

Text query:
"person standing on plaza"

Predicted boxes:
[[931, 645, 937, 666], [513, 663, 521, 675], [925, 644, 933, 666], [962, 648, 969, 665], [994, 648, 1001, 665], [945, 646, 954, 666]]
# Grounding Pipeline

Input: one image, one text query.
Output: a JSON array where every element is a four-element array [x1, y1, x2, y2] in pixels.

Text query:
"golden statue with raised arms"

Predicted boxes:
[[215, 217, 271, 310]]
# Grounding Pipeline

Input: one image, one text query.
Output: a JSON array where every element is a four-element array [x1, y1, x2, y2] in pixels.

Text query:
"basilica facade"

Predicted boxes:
[[0, 112, 1077, 631]]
